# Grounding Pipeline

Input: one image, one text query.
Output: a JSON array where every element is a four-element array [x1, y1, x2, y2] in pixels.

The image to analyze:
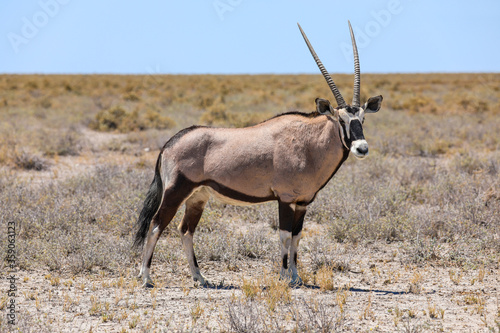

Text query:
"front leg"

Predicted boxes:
[[278, 202, 294, 282], [278, 202, 306, 285], [289, 205, 306, 285], [279, 229, 292, 280]]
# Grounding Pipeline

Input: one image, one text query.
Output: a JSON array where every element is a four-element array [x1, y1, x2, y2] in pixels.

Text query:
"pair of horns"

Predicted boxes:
[[298, 21, 360, 108]]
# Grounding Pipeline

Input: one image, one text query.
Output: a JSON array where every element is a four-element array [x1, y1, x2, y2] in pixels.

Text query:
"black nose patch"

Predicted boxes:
[[349, 119, 365, 141], [356, 145, 368, 155]]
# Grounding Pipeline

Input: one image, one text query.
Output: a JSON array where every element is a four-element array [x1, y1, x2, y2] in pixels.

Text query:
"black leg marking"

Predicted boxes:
[[193, 255, 199, 268], [292, 207, 306, 236], [283, 254, 288, 270], [278, 201, 294, 232], [146, 254, 153, 268], [294, 252, 298, 266]]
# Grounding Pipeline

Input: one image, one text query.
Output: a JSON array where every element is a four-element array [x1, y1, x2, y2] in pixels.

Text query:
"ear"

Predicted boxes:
[[363, 95, 383, 113], [315, 98, 332, 115]]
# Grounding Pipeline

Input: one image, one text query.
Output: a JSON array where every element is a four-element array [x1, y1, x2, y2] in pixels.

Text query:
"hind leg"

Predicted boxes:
[[139, 181, 194, 287], [178, 188, 210, 285]]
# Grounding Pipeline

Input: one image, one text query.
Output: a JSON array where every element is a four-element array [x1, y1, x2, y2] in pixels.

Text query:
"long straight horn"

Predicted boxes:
[[298, 23, 347, 108], [348, 21, 361, 107]]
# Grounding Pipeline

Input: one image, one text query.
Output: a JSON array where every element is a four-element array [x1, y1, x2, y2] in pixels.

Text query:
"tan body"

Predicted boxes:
[[165, 114, 346, 204], [134, 22, 383, 287], [135, 112, 350, 287]]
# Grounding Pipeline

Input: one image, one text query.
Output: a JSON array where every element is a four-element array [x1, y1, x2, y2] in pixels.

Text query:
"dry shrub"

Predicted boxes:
[[89, 106, 175, 132], [0, 309, 53, 332], [199, 99, 272, 127], [306, 236, 351, 273], [444, 93, 490, 113], [291, 296, 344, 332], [227, 295, 345, 333], [194, 226, 235, 262], [13, 151, 51, 171], [394, 95, 438, 114], [0, 165, 147, 272], [123, 92, 140, 102], [40, 128, 83, 157], [89, 105, 127, 131], [194, 225, 274, 263], [227, 299, 262, 333], [236, 228, 274, 259], [199, 102, 230, 126]]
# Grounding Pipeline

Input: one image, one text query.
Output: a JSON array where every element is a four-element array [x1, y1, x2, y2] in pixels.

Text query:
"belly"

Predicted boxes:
[[200, 185, 275, 206]]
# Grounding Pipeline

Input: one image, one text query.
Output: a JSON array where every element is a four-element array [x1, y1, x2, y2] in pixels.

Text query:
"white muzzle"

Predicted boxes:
[[351, 139, 369, 159]]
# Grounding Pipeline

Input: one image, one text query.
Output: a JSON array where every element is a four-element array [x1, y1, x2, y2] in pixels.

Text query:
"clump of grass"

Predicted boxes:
[[408, 271, 423, 294], [13, 150, 51, 171], [241, 278, 260, 300], [261, 275, 292, 312], [316, 266, 334, 291]]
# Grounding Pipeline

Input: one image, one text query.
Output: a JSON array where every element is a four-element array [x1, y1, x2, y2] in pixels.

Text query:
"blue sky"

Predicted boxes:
[[1, 0, 499, 74]]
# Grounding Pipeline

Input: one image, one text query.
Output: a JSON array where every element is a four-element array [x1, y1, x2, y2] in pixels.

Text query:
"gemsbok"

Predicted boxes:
[[134, 21, 383, 287]]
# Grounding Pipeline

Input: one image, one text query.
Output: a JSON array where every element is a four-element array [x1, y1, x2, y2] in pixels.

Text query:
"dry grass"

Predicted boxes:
[[0, 73, 499, 331]]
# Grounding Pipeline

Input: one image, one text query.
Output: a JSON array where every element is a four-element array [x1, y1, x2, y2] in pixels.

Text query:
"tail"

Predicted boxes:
[[133, 153, 163, 248]]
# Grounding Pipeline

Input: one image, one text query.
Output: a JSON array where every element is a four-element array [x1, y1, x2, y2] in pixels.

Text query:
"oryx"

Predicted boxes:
[[134, 21, 383, 287]]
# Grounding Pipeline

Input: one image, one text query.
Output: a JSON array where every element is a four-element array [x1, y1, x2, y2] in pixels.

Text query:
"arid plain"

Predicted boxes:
[[0, 74, 499, 332]]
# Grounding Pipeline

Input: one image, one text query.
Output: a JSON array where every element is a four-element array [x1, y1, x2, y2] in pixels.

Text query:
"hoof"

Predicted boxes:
[[290, 276, 303, 287], [142, 279, 155, 288], [279, 269, 290, 282], [193, 274, 211, 287], [197, 281, 213, 288]]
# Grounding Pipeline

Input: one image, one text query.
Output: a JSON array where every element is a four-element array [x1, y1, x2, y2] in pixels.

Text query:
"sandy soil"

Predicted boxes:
[[5, 234, 499, 332]]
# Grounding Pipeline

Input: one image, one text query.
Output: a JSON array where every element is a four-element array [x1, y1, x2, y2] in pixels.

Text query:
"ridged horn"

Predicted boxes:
[[348, 21, 361, 107], [298, 23, 347, 108]]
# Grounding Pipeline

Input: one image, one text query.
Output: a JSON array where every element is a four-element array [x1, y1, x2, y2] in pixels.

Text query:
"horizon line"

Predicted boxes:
[[1, 71, 499, 76]]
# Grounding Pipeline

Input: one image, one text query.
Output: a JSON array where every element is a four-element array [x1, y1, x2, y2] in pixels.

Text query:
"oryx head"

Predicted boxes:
[[298, 22, 383, 159]]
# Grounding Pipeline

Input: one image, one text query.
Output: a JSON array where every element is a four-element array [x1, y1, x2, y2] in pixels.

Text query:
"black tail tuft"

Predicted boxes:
[[133, 154, 163, 248]]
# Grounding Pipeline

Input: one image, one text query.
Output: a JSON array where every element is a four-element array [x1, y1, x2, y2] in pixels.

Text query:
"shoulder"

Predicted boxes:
[[161, 125, 208, 151]]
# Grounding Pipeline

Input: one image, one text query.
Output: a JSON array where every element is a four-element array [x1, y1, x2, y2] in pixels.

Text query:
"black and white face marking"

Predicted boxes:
[[337, 106, 369, 159]]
